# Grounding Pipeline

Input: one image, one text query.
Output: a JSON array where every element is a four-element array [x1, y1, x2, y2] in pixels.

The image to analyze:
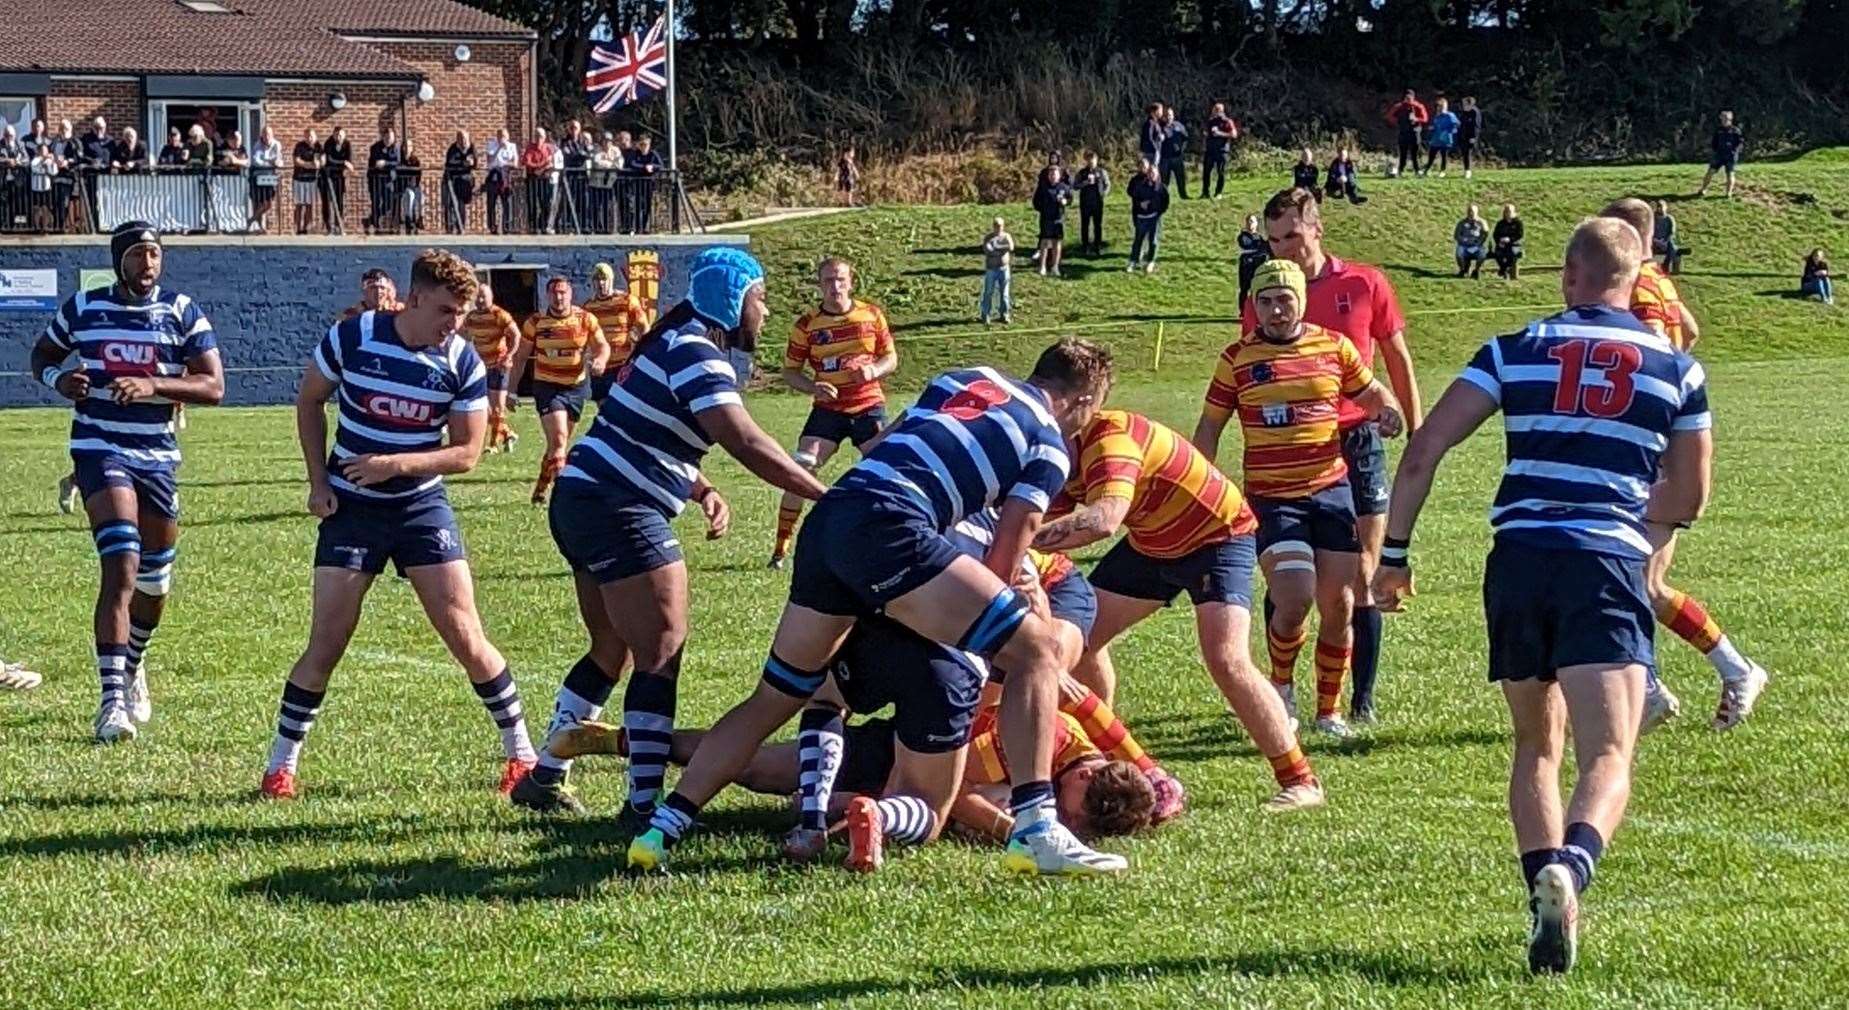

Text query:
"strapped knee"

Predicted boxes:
[[792, 448, 820, 471], [1262, 540, 1316, 574], [136, 545, 177, 596], [761, 651, 827, 699], [93, 521, 141, 560], [957, 587, 1031, 661]]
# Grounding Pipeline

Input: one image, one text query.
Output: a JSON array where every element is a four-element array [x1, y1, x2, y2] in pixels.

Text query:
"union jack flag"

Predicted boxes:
[[584, 15, 668, 114]]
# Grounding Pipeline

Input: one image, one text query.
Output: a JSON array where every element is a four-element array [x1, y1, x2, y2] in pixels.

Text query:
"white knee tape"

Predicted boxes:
[[793, 449, 820, 470], [1271, 560, 1316, 574], [135, 564, 174, 597], [1262, 539, 1314, 561]]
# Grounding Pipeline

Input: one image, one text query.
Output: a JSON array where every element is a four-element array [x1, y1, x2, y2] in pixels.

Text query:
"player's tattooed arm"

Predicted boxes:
[[1032, 496, 1129, 552]]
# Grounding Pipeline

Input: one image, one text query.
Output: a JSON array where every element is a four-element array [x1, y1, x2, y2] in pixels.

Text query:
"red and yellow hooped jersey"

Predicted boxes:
[[1061, 409, 1256, 558], [521, 307, 604, 386], [584, 293, 648, 369], [966, 708, 1098, 786], [1632, 261, 1691, 350], [340, 296, 403, 322], [1203, 324, 1374, 499], [463, 306, 517, 367], [784, 299, 894, 416]]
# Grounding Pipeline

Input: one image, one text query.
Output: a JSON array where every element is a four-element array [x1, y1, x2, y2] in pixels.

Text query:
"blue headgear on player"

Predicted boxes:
[[110, 220, 162, 285], [685, 247, 765, 331]]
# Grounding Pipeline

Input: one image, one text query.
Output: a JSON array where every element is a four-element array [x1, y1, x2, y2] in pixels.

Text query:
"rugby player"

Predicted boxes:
[[461, 281, 521, 453], [510, 247, 827, 818], [1600, 198, 1768, 731], [1201, 259, 1406, 738], [1242, 187, 1422, 723], [506, 275, 608, 505], [262, 250, 537, 799], [1035, 405, 1325, 810], [29, 221, 224, 742], [583, 261, 648, 403], [768, 258, 898, 568], [339, 267, 402, 321], [627, 339, 1127, 876], [1373, 217, 1713, 973]]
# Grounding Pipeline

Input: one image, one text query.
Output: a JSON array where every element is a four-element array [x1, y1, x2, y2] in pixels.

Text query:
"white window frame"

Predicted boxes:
[[0, 96, 38, 140], [147, 99, 263, 150]]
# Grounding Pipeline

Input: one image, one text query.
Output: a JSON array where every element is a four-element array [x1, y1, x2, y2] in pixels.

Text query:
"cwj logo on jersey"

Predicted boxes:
[[101, 343, 157, 371], [363, 395, 434, 426]]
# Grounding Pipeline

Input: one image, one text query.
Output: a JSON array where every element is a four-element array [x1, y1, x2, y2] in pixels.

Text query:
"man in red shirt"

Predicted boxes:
[[1240, 187, 1424, 723]]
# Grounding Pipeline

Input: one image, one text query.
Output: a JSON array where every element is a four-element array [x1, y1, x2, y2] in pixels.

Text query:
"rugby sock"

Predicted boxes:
[[1266, 622, 1307, 688], [773, 502, 802, 559], [470, 668, 536, 763], [1008, 780, 1057, 837], [1314, 640, 1352, 719], [1657, 590, 1755, 682], [796, 707, 845, 832], [1265, 745, 1315, 789], [531, 655, 614, 787], [123, 619, 157, 676], [1555, 822, 1606, 894], [874, 796, 936, 845], [532, 454, 564, 501], [622, 669, 678, 813], [96, 642, 129, 710], [267, 681, 325, 774], [1348, 606, 1382, 712], [647, 790, 699, 843], [487, 409, 506, 448], [1520, 848, 1556, 893], [1063, 688, 1155, 773]]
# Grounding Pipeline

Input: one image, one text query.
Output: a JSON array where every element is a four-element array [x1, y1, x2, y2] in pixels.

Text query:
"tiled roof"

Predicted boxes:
[[0, 1, 532, 78]]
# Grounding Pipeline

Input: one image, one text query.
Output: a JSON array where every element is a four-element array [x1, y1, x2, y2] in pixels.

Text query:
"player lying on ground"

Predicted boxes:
[[262, 249, 538, 799], [30, 221, 225, 743], [627, 339, 1128, 877], [513, 248, 827, 820], [1373, 216, 1713, 974]]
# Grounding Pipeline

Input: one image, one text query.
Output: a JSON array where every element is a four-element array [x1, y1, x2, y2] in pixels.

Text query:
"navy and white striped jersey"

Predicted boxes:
[[44, 285, 216, 468], [834, 367, 1070, 530], [312, 311, 487, 501], [559, 319, 740, 516], [1458, 304, 1710, 560]]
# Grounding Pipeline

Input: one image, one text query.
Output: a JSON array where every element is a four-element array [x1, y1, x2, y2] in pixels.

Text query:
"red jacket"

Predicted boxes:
[[521, 141, 555, 175], [1385, 98, 1430, 130]]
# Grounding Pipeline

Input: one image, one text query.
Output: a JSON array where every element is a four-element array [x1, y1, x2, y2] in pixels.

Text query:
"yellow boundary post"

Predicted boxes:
[[1152, 321, 1166, 373]]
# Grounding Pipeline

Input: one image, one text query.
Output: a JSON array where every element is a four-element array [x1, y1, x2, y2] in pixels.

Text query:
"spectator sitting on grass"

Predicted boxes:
[[1237, 212, 1271, 303], [1492, 202, 1524, 279], [1802, 249, 1833, 304], [1324, 148, 1366, 205], [1127, 156, 1169, 274], [1455, 203, 1488, 278], [1293, 148, 1320, 193], [979, 215, 1015, 324], [1031, 165, 1073, 277], [1653, 199, 1683, 274], [1423, 97, 1459, 177]]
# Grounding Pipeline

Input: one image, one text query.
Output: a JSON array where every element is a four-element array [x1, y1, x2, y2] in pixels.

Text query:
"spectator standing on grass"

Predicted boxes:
[[1072, 152, 1110, 257], [249, 125, 282, 233], [1202, 102, 1239, 200], [443, 130, 477, 235], [1159, 107, 1190, 197], [1455, 203, 1488, 278], [1325, 148, 1367, 205], [1237, 212, 1271, 304], [291, 128, 321, 235], [1457, 96, 1484, 178], [1802, 249, 1833, 304], [320, 127, 352, 235], [158, 127, 187, 167], [1127, 156, 1168, 274], [1697, 110, 1744, 198], [1492, 203, 1524, 279], [1140, 103, 1165, 168], [522, 127, 556, 234], [484, 127, 516, 234], [1293, 148, 1320, 193], [113, 128, 149, 173], [1652, 199, 1682, 274], [1032, 165, 1073, 277], [1386, 89, 1429, 177], [1423, 98, 1459, 177], [836, 148, 859, 207], [365, 126, 400, 234], [980, 216, 1015, 324]]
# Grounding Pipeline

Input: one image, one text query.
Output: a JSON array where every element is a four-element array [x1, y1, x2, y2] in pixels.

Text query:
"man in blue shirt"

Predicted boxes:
[[1697, 110, 1744, 199], [1158, 107, 1189, 198], [1374, 217, 1713, 975]]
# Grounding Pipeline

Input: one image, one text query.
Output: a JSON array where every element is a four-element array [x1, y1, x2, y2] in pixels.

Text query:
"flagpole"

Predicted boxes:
[[664, 0, 678, 174]]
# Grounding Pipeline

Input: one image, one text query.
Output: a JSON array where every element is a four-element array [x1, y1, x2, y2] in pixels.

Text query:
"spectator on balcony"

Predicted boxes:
[[321, 126, 352, 235], [249, 125, 282, 233], [613, 129, 636, 233], [629, 133, 662, 233], [30, 142, 58, 231], [395, 139, 425, 234], [365, 126, 401, 235], [217, 130, 250, 170], [25, 118, 49, 155], [521, 127, 557, 234], [50, 120, 79, 231], [0, 127, 25, 226], [185, 125, 212, 168], [590, 133, 622, 233], [442, 129, 476, 235], [112, 128, 149, 173], [292, 128, 322, 235], [78, 117, 112, 224], [560, 119, 593, 232], [158, 127, 187, 168], [484, 127, 516, 234]]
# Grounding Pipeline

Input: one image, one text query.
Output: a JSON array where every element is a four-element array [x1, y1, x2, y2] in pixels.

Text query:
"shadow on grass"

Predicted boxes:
[[187, 478, 305, 489], [910, 245, 983, 257], [902, 266, 985, 280], [1382, 262, 1478, 281], [498, 946, 1499, 1008], [1139, 715, 1506, 765], [0, 813, 433, 859], [1753, 288, 1811, 300]]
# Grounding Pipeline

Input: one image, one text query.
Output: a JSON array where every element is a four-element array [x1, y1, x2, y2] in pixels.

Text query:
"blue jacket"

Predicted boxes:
[[1427, 111, 1459, 149]]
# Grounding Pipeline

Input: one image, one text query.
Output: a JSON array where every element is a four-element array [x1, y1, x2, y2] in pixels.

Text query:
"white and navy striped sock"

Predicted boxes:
[[648, 791, 699, 841], [96, 642, 128, 710], [623, 670, 677, 813], [875, 795, 936, 845], [796, 707, 845, 832], [532, 656, 614, 786], [267, 681, 326, 774], [123, 620, 156, 676], [471, 668, 536, 763]]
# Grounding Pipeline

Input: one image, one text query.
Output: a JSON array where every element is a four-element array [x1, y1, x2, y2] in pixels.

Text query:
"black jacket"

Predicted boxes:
[[1129, 174, 1168, 218]]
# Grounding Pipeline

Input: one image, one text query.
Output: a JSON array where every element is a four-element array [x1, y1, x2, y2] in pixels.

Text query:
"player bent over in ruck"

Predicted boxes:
[[1373, 217, 1713, 974], [261, 250, 539, 799]]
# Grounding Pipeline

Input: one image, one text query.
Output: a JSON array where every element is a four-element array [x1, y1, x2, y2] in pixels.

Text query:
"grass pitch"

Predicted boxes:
[[2, 159, 1848, 1008]]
